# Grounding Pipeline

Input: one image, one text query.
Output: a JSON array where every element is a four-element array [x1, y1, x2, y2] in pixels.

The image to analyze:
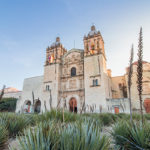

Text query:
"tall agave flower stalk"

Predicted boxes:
[[32, 91, 35, 113], [0, 85, 5, 101], [137, 27, 144, 124], [128, 45, 134, 122]]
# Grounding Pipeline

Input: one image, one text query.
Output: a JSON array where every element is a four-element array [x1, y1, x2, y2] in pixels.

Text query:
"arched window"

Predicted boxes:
[[71, 67, 76, 76]]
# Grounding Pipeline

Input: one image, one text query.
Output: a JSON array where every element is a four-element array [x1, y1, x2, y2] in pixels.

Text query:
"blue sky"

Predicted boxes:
[[0, 0, 150, 90]]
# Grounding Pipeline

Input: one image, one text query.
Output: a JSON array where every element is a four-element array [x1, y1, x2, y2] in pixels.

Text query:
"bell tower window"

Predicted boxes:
[[71, 67, 76, 76]]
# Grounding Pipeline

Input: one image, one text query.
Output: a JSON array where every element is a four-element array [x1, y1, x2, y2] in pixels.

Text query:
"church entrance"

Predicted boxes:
[[69, 98, 77, 113], [34, 100, 41, 113]]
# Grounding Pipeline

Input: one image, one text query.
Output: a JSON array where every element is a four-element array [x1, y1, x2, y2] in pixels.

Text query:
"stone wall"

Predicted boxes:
[[111, 76, 127, 99]]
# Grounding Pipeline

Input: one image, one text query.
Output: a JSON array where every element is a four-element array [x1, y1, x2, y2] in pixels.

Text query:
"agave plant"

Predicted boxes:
[[0, 113, 33, 137], [112, 120, 150, 149], [9, 120, 60, 150], [37, 109, 80, 123], [8, 114, 35, 137], [0, 125, 8, 149], [59, 119, 110, 150]]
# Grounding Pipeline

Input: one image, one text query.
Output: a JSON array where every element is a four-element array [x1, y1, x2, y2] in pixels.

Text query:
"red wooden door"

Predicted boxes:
[[114, 107, 119, 114]]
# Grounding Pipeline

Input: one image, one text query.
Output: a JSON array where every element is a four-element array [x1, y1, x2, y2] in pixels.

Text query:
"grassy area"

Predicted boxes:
[[0, 110, 150, 149]]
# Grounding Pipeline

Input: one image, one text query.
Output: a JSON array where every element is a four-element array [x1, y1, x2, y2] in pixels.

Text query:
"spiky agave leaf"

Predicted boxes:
[[127, 122, 150, 149], [10, 120, 60, 150], [0, 125, 8, 149], [112, 120, 150, 149], [111, 120, 130, 150], [60, 118, 110, 150], [0, 113, 33, 137]]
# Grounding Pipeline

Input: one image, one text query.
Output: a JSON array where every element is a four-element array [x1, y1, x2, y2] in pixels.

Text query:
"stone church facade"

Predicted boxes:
[[16, 25, 150, 114]]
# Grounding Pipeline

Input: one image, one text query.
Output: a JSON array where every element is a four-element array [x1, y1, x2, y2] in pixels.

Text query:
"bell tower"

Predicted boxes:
[[84, 25, 105, 58], [84, 25, 110, 112], [43, 37, 67, 110], [45, 37, 67, 65]]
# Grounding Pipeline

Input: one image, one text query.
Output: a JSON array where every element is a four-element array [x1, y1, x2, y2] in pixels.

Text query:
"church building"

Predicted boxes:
[[16, 25, 150, 114]]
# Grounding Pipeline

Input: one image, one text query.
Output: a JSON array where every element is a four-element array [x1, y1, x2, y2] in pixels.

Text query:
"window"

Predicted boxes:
[[95, 79, 98, 86], [71, 67, 76, 76], [46, 85, 50, 91], [93, 80, 95, 86], [93, 79, 98, 86]]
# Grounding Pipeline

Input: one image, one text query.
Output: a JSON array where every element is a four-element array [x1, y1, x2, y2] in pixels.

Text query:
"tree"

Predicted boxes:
[[128, 44, 134, 122], [137, 27, 144, 124]]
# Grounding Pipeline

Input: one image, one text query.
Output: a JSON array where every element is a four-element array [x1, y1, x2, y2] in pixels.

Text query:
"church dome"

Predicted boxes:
[[88, 25, 98, 36], [51, 37, 61, 47]]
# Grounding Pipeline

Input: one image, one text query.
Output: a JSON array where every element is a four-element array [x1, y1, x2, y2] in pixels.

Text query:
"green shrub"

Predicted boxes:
[[112, 120, 150, 149], [144, 114, 150, 120], [132, 113, 141, 121], [99, 113, 115, 126], [0, 98, 17, 112], [116, 113, 129, 120]]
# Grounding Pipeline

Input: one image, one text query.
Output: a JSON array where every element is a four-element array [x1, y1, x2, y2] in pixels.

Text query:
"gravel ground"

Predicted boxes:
[[5, 138, 20, 150]]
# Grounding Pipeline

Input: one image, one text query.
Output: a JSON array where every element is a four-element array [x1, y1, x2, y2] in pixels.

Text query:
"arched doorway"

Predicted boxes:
[[69, 97, 77, 113], [24, 100, 31, 113], [34, 100, 41, 113], [144, 98, 150, 113]]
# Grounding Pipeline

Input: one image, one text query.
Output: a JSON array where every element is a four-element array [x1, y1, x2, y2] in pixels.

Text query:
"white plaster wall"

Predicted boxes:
[[3, 91, 22, 99], [106, 98, 130, 113], [16, 76, 43, 113]]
